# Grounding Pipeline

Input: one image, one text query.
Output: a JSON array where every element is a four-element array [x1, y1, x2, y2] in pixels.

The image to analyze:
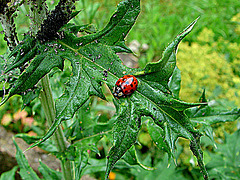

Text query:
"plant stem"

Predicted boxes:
[[40, 75, 72, 180]]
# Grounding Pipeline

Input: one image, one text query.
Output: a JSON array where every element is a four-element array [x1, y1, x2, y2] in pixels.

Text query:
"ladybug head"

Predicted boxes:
[[113, 86, 124, 98]]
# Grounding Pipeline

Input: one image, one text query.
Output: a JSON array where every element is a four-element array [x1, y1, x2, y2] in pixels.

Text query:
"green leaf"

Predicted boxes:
[[0, 54, 5, 71], [21, 87, 41, 110], [73, 133, 104, 155], [135, 17, 199, 85], [13, 138, 40, 180], [168, 67, 181, 99], [15, 133, 57, 152], [1, 0, 141, 105], [105, 99, 141, 179], [147, 120, 175, 164], [206, 130, 240, 179], [186, 102, 240, 126], [0, 166, 18, 180], [199, 124, 216, 147], [66, 0, 139, 53], [24, 0, 141, 151], [186, 93, 239, 146], [38, 160, 62, 180], [131, 154, 186, 180], [82, 158, 107, 175], [0, 39, 65, 106], [6, 35, 37, 72], [64, 99, 94, 142], [0, 54, 8, 82], [1, 7, 79, 105], [64, 105, 115, 177], [65, 23, 97, 35], [0, 53, 19, 100], [10, 43, 64, 95], [74, 151, 89, 180], [3, 1, 208, 179], [185, 97, 239, 180], [199, 89, 207, 103], [123, 145, 155, 170], [190, 135, 208, 180], [53, 144, 77, 161], [96, 0, 140, 53], [104, 18, 207, 179]]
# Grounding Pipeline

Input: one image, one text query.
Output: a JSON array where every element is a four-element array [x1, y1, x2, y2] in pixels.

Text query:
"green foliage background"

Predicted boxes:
[[0, 0, 240, 179], [1, 0, 240, 106]]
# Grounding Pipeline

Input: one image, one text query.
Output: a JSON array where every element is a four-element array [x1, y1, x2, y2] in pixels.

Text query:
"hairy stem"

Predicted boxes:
[[40, 75, 72, 180], [190, 138, 209, 180], [0, 1, 19, 50]]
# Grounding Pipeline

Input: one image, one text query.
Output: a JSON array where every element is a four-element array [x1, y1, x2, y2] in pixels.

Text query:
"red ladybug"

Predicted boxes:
[[113, 75, 138, 98]]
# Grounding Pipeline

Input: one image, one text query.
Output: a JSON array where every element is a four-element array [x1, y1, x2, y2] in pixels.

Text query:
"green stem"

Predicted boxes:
[[190, 138, 209, 180], [40, 75, 72, 180]]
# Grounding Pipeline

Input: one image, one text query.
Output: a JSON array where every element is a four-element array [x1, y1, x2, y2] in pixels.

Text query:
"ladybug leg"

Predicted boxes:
[[116, 86, 121, 92], [113, 86, 116, 92], [113, 86, 119, 99], [118, 92, 123, 97]]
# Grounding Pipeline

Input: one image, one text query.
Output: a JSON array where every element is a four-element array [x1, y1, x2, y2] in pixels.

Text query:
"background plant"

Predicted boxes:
[[0, 0, 239, 180]]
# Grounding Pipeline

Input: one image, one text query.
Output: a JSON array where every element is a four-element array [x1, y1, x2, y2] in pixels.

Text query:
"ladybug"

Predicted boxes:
[[113, 75, 138, 98]]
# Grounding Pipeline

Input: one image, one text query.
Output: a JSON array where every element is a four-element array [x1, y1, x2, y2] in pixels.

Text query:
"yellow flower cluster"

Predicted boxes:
[[231, 12, 240, 35], [177, 28, 240, 105]]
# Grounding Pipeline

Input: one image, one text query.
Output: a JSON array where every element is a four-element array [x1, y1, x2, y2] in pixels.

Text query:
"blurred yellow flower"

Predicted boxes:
[[177, 31, 240, 105]]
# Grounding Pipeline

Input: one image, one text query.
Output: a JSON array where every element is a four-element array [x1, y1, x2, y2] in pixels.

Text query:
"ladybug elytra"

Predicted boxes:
[[113, 75, 138, 98]]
